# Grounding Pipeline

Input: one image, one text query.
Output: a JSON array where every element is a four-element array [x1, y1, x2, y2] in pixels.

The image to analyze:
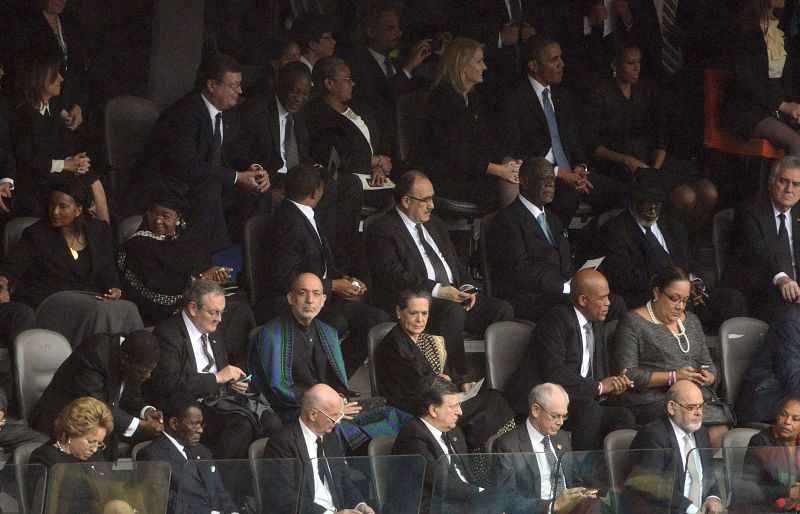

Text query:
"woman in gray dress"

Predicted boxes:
[[615, 266, 728, 446]]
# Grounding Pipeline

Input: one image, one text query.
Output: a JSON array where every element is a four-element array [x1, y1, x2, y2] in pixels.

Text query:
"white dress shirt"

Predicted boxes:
[[772, 202, 796, 284], [300, 55, 314, 72], [519, 194, 570, 294], [525, 419, 555, 500], [396, 208, 454, 297], [276, 97, 290, 175], [636, 220, 669, 253], [573, 307, 592, 377], [289, 200, 327, 278], [181, 310, 218, 375], [668, 419, 720, 514], [299, 419, 337, 513], [420, 418, 473, 486]]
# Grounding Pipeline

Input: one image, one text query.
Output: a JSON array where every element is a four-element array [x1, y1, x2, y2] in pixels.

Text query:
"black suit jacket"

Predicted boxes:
[[486, 197, 573, 302], [365, 209, 464, 313], [30, 333, 147, 438], [497, 78, 587, 166], [10, 104, 73, 196], [144, 314, 229, 403], [262, 419, 363, 514], [142, 91, 246, 190], [491, 423, 572, 514], [137, 433, 236, 513], [391, 417, 480, 513], [263, 199, 342, 299], [601, 211, 700, 303], [3, 217, 121, 308], [725, 198, 800, 307], [237, 94, 311, 181], [629, 417, 720, 513]]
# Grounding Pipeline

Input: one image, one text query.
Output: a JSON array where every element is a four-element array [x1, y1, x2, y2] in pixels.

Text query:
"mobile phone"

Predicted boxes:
[[459, 284, 477, 294], [238, 374, 253, 383], [699, 365, 709, 371]]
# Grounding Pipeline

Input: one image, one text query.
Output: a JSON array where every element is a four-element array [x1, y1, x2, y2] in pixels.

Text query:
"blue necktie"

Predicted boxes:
[[537, 212, 556, 246], [542, 88, 571, 170], [384, 56, 396, 79]]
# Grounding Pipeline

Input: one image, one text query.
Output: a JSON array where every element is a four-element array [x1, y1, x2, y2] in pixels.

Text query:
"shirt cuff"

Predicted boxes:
[[51, 160, 65, 173], [140, 405, 156, 418], [598, 381, 603, 396], [402, 69, 412, 79], [432, 283, 442, 298], [774, 272, 789, 285], [0, 178, 13, 188], [562, 281, 571, 294], [124, 417, 140, 437], [355, 502, 366, 511], [686, 504, 699, 514], [689, 274, 702, 283], [554, 165, 560, 177], [497, 33, 503, 49]]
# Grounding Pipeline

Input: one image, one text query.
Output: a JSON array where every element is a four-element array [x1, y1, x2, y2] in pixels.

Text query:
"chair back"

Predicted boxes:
[[117, 215, 144, 246], [596, 208, 623, 228], [3, 217, 38, 257], [14, 329, 72, 421], [485, 321, 534, 392], [367, 322, 396, 397], [131, 441, 151, 461], [478, 212, 497, 296], [242, 214, 272, 307], [719, 317, 769, 406], [249, 437, 269, 461], [368, 436, 397, 509], [14, 441, 46, 514], [249, 437, 270, 510], [396, 91, 430, 164], [104, 95, 160, 196], [721, 427, 760, 502], [603, 429, 638, 491], [712, 208, 734, 284]]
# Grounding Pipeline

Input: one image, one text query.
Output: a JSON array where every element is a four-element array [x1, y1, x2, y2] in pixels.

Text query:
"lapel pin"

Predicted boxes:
[[452, 436, 458, 443], [556, 443, 562, 450]]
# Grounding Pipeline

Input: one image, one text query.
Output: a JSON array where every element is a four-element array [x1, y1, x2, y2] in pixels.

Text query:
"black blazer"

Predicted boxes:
[[30, 333, 147, 438], [629, 417, 720, 513], [725, 197, 800, 306], [262, 419, 363, 514], [365, 209, 464, 313], [391, 417, 480, 513], [144, 314, 230, 403], [137, 433, 236, 514], [600, 210, 700, 303], [306, 99, 384, 176], [263, 200, 342, 299], [237, 94, 312, 181], [142, 91, 246, 189], [491, 423, 573, 514], [3, 217, 121, 308], [486, 197, 573, 302], [497, 78, 588, 166]]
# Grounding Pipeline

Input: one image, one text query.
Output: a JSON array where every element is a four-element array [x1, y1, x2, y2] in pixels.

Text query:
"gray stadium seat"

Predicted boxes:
[[367, 322, 396, 397], [719, 317, 768, 406], [14, 329, 72, 421], [3, 217, 38, 258], [603, 429, 638, 491], [117, 215, 144, 246], [484, 321, 534, 392], [368, 436, 396, 510]]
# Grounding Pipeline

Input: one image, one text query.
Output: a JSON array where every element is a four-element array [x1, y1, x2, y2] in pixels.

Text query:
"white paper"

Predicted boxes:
[[457, 377, 485, 403], [579, 256, 605, 271], [355, 173, 395, 190]]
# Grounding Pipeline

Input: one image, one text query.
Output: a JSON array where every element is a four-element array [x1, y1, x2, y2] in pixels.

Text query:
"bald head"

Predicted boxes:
[[301, 383, 345, 436], [571, 269, 611, 322], [292, 272, 323, 292]]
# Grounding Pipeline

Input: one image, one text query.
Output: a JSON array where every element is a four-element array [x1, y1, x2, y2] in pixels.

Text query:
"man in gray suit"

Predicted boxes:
[[492, 383, 594, 513]]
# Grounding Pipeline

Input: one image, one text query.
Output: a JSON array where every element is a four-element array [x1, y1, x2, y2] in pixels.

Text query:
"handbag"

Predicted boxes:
[[700, 385, 737, 426]]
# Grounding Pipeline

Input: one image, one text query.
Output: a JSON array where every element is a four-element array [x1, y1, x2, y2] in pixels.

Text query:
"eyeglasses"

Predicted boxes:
[[659, 289, 690, 306], [673, 401, 706, 413], [406, 195, 435, 204], [313, 408, 345, 425], [82, 438, 107, 451], [535, 404, 569, 421], [217, 80, 242, 91], [199, 306, 225, 319]]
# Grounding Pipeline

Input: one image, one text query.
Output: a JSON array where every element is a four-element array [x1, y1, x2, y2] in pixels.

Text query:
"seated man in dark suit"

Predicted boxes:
[[365, 170, 513, 372], [144, 280, 280, 460], [628, 380, 723, 514], [492, 383, 597, 514], [262, 383, 375, 514], [137, 396, 237, 514], [391, 376, 490, 514], [601, 168, 747, 332], [497, 35, 625, 224], [725, 156, 800, 321], [0, 275, 34, 350], [0, 387, 47, 456], [486, 157, 625, 322], [261, 163, 389, 373], [138, 54, 269, 250], [30, 330, 163, 453]]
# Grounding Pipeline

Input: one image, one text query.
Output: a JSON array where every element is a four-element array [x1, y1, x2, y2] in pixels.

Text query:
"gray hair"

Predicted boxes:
[[528, 383, 569, 410], [181, 279, 225, 309], [769, 155, 800, 184]]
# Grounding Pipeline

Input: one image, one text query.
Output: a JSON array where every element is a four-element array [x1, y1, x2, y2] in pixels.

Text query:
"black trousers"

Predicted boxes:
[[551, 173, 628, 228], [199, 403, 255, 460], [426, 295, 514, 374], [563, 396, 636, 451]]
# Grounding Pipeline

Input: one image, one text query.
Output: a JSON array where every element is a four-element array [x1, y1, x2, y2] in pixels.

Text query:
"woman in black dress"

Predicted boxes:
[[375, 288, 515, 451], [585, 37, 717, 223]]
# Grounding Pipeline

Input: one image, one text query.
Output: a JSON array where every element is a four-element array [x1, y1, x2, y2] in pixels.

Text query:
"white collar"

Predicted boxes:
[[573, 307, 589, 330], [668, 418, 693, 443], [200, 93, 222, 121], [519, 194, 545, 219], [289, 199, 316, 221], [772, 202, 792, 218], [276, 95, 289, 119], [299, 417, 322, 447], [528, 75, 550, 99], [300, 55, 314, 72], [38, 103, 51, 116], [421, 417, 444, 441], [163, 431, 187, 457], [181, 310, 205, 344], [367, 46, 391, 72], [396, 207, 420, 231], [526, 418, 547, 445]]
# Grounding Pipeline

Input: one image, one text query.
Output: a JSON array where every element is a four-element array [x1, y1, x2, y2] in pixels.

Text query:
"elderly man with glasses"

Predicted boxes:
[[262, 383, 375, 514], [628, 380, 723, 514]]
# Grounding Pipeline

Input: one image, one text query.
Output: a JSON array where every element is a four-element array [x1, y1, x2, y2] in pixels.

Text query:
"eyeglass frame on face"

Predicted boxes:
[[145, 209, 178, 222], [672, 401, 706, 413], [313, 407, 345, 425], [197, 304, 225, 319], [659, 289, 690, 306], [534, 403, 569, 421], [81, 437, 107, 451], [215, 80, 242, 91], [406, 194, 435, 204]]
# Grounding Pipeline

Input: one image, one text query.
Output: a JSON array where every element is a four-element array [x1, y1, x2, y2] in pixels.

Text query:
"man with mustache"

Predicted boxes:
[[366, 170, 513, 373]]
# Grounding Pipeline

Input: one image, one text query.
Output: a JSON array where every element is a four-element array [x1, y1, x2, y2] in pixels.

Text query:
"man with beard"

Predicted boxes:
[[628, 380, 723, 514], [600, 168, 746, 332]]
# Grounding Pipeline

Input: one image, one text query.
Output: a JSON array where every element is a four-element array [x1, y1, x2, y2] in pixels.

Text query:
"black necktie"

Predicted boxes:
[[441, 432, 467, 478], [200, 334, 215, 373], [778, 213, 796, 280], [284, 113, 299, 170], [316, 437, 333, 485], [212, 112, 223, 165], [416, 224, 450, 285]]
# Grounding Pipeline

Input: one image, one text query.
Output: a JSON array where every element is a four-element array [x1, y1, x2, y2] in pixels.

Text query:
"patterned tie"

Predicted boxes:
[[684, 434, 703, 507], [200, 334, 215, 373], [284, 113, 300, 170], [536, 212, 556, 247], [211, 112, 223, 165], [541, 88, 571, 170], [661, 0, 683, 74], [543, 436, 566, 497], [778, 213, 796, 280], [384, 56, 396, 79], [416, 224, 450, 285]]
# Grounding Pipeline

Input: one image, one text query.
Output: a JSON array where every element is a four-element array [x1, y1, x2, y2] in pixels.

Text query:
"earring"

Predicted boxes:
[[612, 68, 617, 78], [67, 437, 71, 445]]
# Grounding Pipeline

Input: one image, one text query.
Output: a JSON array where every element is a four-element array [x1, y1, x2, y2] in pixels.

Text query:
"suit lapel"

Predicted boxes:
[[513, 199, 550, 246], [177, 317, 200, 374], [106, 336, 124, 406], [390, 211, 428, 275], [523, 81, 547, 128], [516, 425, 540, 489], [268, 97, 282, 156]]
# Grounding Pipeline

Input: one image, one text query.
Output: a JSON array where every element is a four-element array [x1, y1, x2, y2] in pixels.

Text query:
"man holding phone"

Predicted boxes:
[[366, 170, 514, 372]]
